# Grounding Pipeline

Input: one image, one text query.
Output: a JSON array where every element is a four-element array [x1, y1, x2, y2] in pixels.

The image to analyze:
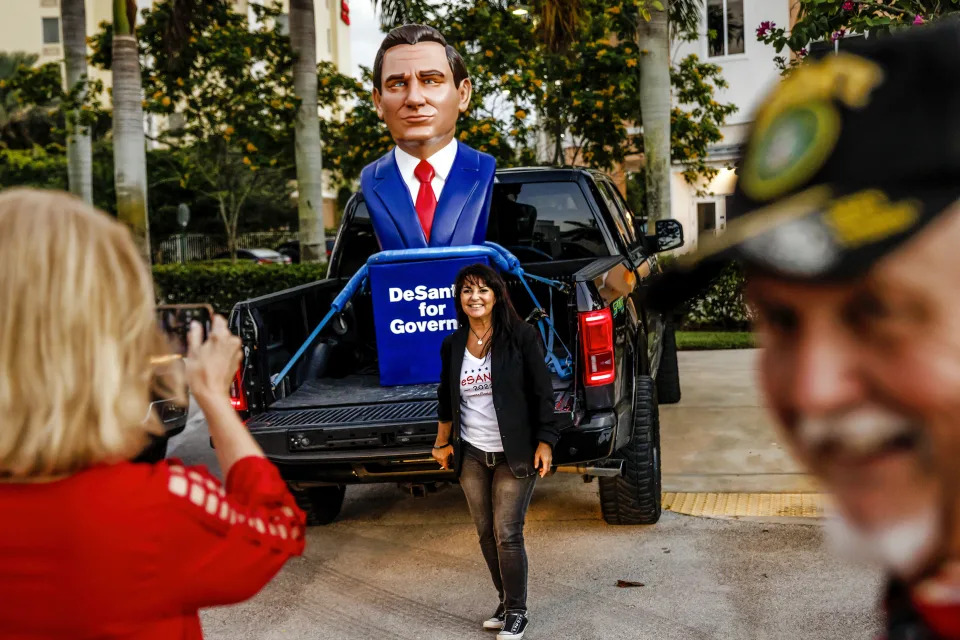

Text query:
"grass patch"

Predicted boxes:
[[676, 331, 755, 351]]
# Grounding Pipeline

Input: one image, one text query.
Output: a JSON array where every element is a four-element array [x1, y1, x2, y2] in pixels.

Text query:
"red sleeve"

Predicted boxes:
[[158, 457, 306, 610]]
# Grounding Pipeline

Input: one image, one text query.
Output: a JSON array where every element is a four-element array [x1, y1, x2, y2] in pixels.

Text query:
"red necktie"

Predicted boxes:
[[413, 159, 437, 242]]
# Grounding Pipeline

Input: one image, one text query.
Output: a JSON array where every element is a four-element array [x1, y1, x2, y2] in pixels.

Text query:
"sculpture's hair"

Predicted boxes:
[[373, 24, 469, 91], [0, 188, 183, 479]]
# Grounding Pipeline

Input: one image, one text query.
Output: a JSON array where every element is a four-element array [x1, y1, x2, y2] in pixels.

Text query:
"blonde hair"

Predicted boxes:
[[0, 188, 182, 478]]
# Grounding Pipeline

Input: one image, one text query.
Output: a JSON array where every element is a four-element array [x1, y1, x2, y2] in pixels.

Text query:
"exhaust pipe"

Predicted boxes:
[[553, 461, 623, 477]]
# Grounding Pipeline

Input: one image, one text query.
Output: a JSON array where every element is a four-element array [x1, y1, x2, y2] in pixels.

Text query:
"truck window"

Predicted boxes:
[[336, 200, 379, 276], [594, 179, 638, 251], [488, 182, 611, 262]]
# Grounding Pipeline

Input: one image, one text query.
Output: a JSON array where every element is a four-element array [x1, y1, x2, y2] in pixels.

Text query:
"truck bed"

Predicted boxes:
[[245, 373, 577, 458]]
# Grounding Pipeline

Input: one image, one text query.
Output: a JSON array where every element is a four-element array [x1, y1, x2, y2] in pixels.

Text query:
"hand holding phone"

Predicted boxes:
[[157, 304, 214, 356]]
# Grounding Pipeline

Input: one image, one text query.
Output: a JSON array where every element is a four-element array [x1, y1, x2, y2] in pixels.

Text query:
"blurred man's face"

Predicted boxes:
[[372, 41, 471, 156], [748, 208, 960, 579]]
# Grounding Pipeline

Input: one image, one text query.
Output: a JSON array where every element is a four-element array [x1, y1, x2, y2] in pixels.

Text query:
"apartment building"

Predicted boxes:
[[669, 0, 792, 251]]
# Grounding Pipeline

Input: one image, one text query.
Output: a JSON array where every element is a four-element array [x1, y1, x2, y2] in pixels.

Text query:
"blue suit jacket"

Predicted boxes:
[[360, 143, 496, 250]]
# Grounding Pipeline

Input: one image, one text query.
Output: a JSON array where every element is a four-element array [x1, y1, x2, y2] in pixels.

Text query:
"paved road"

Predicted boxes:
[[170, 350, 884, 640]]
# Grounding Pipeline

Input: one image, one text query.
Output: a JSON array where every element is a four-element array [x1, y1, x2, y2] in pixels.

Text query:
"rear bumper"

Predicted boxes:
[[251, 410, 617, 485]]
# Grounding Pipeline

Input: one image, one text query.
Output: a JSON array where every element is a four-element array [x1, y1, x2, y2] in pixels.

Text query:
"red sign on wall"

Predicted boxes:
[[341, 0, 350, 25]]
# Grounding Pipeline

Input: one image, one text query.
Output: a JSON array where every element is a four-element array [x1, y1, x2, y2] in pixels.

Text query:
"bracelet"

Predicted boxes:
[[432, 443, 450, 450]]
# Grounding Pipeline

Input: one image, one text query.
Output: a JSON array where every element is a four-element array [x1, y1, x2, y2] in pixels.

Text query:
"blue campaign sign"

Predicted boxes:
[[369, 255, 489, 386]]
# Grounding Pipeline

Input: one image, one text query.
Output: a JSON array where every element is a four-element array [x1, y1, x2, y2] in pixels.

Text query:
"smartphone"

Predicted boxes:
[[157, 304, 214, 356]]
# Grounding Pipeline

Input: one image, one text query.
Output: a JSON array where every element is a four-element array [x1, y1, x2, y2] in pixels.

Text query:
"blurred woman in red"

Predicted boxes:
[[0, 189, 305, 639]]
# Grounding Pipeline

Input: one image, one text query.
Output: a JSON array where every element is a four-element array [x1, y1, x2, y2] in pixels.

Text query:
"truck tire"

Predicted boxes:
[[656, 322, 682, 405], [290, 484, 346, 526], [598, 376, 662, 525]]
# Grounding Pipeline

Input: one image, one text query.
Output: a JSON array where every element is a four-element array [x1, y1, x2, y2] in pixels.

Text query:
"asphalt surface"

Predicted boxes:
[[170, 350, 884, 640]]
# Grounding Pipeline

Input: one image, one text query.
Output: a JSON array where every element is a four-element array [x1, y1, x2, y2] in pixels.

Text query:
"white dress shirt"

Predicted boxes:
[[393, 139, 459, 206]]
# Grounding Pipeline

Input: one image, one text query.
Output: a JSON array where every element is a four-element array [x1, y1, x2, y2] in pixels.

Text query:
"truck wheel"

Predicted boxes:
[[598, 376, 662, 525], [290, 484, 346, 526], [656, 322, 682, 405]]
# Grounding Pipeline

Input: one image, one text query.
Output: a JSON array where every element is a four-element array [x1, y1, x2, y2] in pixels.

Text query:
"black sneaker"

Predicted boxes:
[[482, 603, 505, 630], [497, 612, 529, 639]]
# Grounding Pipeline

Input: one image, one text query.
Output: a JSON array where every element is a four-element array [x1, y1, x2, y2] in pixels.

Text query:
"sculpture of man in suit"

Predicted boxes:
[[362, 24, 496, 250]]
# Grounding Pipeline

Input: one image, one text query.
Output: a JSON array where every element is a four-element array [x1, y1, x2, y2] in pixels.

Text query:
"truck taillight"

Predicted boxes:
[[230, 366, 247, 411], [579, 308, 615, 387]]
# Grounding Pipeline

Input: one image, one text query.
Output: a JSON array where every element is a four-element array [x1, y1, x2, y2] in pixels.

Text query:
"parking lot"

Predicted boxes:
[[172, 350, 883, 640]]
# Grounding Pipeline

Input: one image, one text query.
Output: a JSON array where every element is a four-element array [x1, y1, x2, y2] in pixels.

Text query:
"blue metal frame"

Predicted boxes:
[[270, 243, 573, 390]]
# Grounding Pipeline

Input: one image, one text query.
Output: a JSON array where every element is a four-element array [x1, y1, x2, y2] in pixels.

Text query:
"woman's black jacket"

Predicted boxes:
[[437, 322, 561, 478]]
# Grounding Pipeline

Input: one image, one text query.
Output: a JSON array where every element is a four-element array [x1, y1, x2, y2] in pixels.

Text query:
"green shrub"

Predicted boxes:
[[153, 262, 328, 314], [678, 262, 751, 331]]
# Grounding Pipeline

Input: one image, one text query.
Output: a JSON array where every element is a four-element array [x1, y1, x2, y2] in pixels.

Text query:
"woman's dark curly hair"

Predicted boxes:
[[453, 263, 522, 353]]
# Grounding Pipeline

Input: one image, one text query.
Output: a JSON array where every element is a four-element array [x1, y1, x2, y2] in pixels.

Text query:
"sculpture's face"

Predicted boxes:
[[373, 41, 472, 151]]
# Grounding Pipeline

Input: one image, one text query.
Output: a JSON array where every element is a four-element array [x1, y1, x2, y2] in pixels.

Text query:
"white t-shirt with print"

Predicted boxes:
[[458, 348, 503, 452]]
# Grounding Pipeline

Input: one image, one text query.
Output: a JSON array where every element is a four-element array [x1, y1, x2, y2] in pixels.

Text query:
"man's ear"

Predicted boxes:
[[372, 88, 384, 120], [457, 77, 473, 113]]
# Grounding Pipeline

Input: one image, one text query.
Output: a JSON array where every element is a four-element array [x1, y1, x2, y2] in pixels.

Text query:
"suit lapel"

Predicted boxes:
[[372, 151, 428, 249], [449, 327, 468, 426], [429, 145, 481, 247]]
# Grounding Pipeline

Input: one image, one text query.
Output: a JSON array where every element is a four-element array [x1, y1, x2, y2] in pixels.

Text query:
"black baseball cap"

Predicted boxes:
[[649, 21, 960, 311]]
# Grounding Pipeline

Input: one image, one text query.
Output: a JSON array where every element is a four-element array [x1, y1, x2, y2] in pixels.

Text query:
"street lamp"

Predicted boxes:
[[177, 203, 190, 265]]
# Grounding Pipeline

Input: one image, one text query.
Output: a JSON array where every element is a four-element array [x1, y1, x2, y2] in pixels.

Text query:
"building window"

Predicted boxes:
[[42, 17, 61, 44], [706, 0, 744, 57], [697, 202, 718, 236]]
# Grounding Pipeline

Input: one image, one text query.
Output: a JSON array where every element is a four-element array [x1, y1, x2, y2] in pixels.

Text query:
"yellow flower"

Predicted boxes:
[[179, 179, 186, 188], [246, 142, 257, 152], [0, 80, 5, 88], [490, 138, 499, 146], [141, 99, 148, 108], [480, 123, 492, 133], [225, 125, 235, 136], [595, 100, 604, 108], [176, 77, 184, 87], [626, 59, 638, 68], [515, 109, 527, 120], [243, 156, 252, 165], [512, 74, 521, 82], [153, 90, 163, 99], [509, 128, 519, 136], [270, 99, 282, 108], [161, 96, 171, 107], [333, 157, 340, 165], [189, 36, 197, 44], [533, 79, 543, 88], [244, 47, 252, 56], [573, 98, 581, 106], [597, 49, 607, 57], [500, 74, 509, 83], [321, 77, 330, 86], [269, 158, 277, 166], [250, 165, 259, 171], [284, 102, 293, 109], [459, 131, 469, 140], [485, 50, 494, 57], [607, 6, 621, 14]]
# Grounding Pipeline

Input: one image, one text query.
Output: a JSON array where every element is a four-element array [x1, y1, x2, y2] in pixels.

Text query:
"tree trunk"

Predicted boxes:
[[62, 0, 93, 204], [637, 7, 671, 224], [290, 0, 326, 263], [112, 0, 150, 260]]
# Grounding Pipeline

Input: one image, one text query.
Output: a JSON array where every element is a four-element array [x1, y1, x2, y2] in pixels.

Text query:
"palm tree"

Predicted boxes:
[[290, 0, 326, 263], [111, 0, 150, 259], [61, 0, 93, 204], [637, 5, 671, 224], [638, 0, 701, 224]]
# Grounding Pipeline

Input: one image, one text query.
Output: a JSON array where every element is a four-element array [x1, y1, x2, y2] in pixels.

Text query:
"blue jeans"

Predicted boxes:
[[459, 441, 537, 613]]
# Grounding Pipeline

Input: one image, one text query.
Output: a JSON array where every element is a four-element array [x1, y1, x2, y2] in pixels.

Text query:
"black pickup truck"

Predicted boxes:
[[228, 167, 684, 525]]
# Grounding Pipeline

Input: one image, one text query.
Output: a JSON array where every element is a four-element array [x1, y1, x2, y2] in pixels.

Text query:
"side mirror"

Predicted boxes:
[[653, 219, 684, 253]]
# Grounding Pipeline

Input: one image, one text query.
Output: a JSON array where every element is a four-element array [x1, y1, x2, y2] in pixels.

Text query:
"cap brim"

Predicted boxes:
[[647, 184, 960, 312]]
